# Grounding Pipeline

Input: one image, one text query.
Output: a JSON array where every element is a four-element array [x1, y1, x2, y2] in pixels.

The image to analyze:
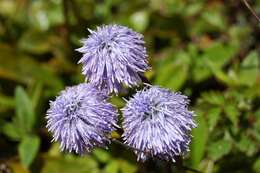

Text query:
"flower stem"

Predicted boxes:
[[242, 0, 260, 22], [165, 162, 172, 173], [176, 156, 185, 173]]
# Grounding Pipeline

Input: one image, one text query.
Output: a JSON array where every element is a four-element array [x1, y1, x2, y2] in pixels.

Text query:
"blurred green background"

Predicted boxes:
[[0, 0, 260, 173]]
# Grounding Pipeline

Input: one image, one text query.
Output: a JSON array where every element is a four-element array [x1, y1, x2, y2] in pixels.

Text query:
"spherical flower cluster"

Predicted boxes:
[[46, 24, 196, 162], [46, 83, 118, 154], [122, 86, 196, 161], [77, 24, 149, 94]]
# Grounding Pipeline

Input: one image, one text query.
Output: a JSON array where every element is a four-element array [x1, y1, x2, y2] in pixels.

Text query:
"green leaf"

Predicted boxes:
[[184, 2, 203, 16], [31, 82, 43, 110], [2, 123, 21, 141], [192, 42, 237, 82], [192, 57, 211, 82], [238, 51, 259, 86], [15, 86, 35, 133], [202, 9, 226, 30], [48, 143, 61, 157], [253, 111, 260, 142], [109, 96, 125, 108], [253, 157, 260, 173], [224, 104, 239, 125], [29, 0, 64, 30], [208, 140, 232, 160], [201, 91, 225, 106], [18, 135, 40, 168], [207, 63, 232, 85], [41, 155, 99, 173], [0, 93, 15, 109], [93, 149, 111, 163], [0, 1, 16, 17], [104, 160, 119, 173], [203, 42, 237, 68], [237, 135, 251, 153], [207, 107, 221, 131], [228, 26, 251, 48], [237, 135, 257, 156], [0, 45, 63, 92], [155, 51, 189, 90], [130, 10, 149, 32], [191, 114, 208, 167], [119, 159, 137, 173], [18, 31, 51, 54]]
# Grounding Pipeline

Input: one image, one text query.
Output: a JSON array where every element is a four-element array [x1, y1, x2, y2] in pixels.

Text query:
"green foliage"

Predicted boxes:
[[41, 155, 99, 173], [93, 149, 111, 163], [238, 51, 259, 86], [254, 157, 260, 173], [191, 113, 208, 167], [130, 10, 149, 32], [0, 0, 259, 173], [154, 50, 190, 90], [104, 159, 137, 173], [18, 136, 40, 168], [208, 140, 232, 161], [2, 86, 35, 140], [15, 87, 35, 133]]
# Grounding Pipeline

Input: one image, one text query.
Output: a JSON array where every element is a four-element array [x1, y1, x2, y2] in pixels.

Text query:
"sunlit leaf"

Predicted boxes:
[[237, 135, 257, 156], [185, 2, 203, 16], [104, 160, 119, 173], [0, 45, 63, 92], [202, 9, 227, 30], [18, 31, 52, 54], [31, 82, 43, 110], [203, 42, 237, 68], [0, 93, 15, 110], [93, 149, 111, 163], [253, 157, 260, 173], [208, 140, 232, 160], [18, 135, 40, 168], [0, 0, 16, 17], [155, 51, 189, 90], [191, 113, 208, 167], [119, 159, 137, 173], [110, 96, 125, 108], [42, 155, 99, 173], [207, 107, 221, 131], [130, 10, 149, 32], [238, 51, 259, 86], [15, 86, 35, 134], [201, 91, 225, 106], [2, 123, 21, 141], [29, 0, 64, 30], [224, 104, 239, 125]]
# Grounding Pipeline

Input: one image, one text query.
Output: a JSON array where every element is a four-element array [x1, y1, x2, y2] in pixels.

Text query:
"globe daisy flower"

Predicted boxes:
[[46, 83, 118, 154], [77, 24, 149, 94], [122, 86, 196, 161]]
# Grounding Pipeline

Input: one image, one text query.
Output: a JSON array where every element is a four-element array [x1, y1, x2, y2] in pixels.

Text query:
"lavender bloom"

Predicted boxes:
[[77, 24, 149, 94], [122, 86, 196, 161], [46, 83, 118, 154]]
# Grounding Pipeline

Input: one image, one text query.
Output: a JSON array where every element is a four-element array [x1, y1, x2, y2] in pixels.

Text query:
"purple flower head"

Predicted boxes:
[[122, 86, 196, 162], [46, 83, 118, 154], [77, 24, 149, 94]]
